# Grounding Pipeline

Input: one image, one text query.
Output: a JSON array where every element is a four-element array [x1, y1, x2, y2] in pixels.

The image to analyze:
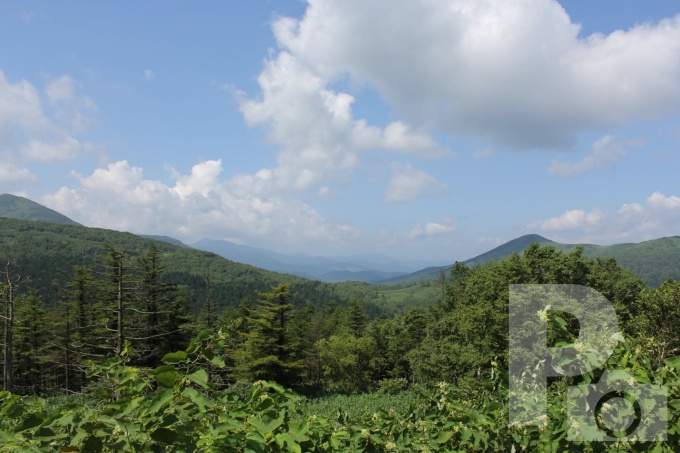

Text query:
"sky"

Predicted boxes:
[[1, 0, 680, 262]]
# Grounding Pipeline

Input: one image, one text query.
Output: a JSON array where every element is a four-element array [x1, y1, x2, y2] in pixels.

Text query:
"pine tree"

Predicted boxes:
[[346, 297, 368, 336], [234, 284, 303, 386], [13, 291, 49, 394], [100, 244, 132, 357], [133, 244, 191, 365]]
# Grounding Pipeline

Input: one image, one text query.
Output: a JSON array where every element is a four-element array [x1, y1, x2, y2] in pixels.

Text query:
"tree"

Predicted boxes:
[[13, 290, 49, 394], [345, 297, 368, 336], [101, 245, 132, 357], [234, 284, 303, 386], [1, 260, 24, 392], [630, 280, 680, 367], [133, 244, 190, 365]]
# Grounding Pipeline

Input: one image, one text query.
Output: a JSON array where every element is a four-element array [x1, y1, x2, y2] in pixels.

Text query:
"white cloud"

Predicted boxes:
[[239, 52, 445, 195], [529, 192, 680, 243], [41, 160, 362, 251], [0, 71, 95, 164], [548, 135, 627, 177], [264, 0, 680, 149], [144, 69, 154, 81], [384, 162, 446, 203], [407, 217, 457, 239], [531, 208, 605, 231], [22, 136, 85, 162], [0, 162, 38, 190]]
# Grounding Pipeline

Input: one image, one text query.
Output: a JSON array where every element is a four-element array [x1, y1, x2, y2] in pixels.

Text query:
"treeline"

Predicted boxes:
[[0, 217, 372, 315], [0, 237, 385, 396], [4, 239, 678, 400], [219, 241, 680, 394]]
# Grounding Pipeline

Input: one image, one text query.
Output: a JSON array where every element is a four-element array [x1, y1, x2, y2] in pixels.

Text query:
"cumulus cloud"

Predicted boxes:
[[529, 192, 680, 243], [41, 160, 362, 251], [531, 208, 605, 232], [548, 135, 627, 177], [239, 52, 444, 195], [260, 0, 680, 151], [407, 217, 457, 239], [384, 162, 447, 203], [0, 71, 95, 163]]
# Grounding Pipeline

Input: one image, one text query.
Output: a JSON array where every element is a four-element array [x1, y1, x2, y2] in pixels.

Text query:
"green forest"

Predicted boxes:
[[0, 218, 679, 451]]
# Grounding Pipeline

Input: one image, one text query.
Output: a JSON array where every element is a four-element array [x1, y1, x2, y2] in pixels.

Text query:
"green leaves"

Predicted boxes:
[[161, 350, 188, 364]]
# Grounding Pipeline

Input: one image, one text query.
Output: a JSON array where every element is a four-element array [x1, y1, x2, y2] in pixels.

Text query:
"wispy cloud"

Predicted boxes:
[[548, 135, 627, 177], [0, 71, 96, 163], [384, 162, 447, 203]]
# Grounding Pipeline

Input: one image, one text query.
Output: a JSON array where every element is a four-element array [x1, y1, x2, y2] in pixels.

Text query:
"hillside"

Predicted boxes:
[[0, 217, 352, 312], [0, 193, 80, 225], [382, 234, 680, 287]]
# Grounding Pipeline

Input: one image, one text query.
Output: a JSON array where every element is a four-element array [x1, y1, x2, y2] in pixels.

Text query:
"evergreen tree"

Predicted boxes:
[[133, 244, 191, 365], [234, 284, 303, 386], [346, 297, 368, 336], [100, 245, 133, 357], [13, 291, 49, 394]]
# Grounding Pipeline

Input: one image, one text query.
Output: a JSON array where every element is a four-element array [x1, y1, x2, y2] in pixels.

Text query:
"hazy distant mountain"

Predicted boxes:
[[380, 233, 680, 287], [190, 238, 451, 283], [0, 193, 80, 226]]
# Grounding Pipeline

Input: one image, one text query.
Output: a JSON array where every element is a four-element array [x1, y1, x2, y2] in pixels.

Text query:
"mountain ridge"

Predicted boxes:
[[0, 194, 80, 226], [381, 233, 680, 287], [2, 194, 678, 287]]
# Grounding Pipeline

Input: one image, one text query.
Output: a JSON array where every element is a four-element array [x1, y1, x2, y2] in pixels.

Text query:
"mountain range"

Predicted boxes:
[[0, 193, 678, 287]]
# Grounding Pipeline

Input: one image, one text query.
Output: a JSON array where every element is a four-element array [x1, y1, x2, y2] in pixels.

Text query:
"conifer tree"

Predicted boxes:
[[13, 290, 49, 394], [234, 284, 303, 386]]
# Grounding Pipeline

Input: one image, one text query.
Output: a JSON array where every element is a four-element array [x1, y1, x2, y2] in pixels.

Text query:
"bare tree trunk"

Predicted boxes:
[[2, 261, 18, 392], [114, 251, 125, 357]]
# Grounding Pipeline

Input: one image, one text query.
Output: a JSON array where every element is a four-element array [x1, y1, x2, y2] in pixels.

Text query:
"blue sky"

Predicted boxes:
[[1, 1, 679, 262]]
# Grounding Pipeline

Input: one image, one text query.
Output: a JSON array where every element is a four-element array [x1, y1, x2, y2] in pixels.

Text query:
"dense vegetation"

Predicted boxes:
[[1, 215, 679, 450]]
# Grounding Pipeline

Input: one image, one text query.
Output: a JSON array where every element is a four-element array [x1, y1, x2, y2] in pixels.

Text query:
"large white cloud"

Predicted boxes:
[[239, 51, 444, 195], [529, 192, 680, 243], [42, 160, 361, 252], [250, 0, 680, 155]]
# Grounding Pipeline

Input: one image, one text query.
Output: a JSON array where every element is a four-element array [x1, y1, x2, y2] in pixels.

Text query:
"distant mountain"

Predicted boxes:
[[380, 234, 680, 287], [0, 193, 80, 225], [463, 234, 557, 266], [190, 238, 451, 283]]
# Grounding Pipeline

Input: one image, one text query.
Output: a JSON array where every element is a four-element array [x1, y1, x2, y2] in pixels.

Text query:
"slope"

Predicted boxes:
[[0, 217, 349, 312], [0, 193, 80, 225]]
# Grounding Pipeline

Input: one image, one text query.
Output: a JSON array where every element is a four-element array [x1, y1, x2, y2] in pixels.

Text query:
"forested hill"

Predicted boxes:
[[0, 193, 80, 225], [382, 233, 680, 287], [0, 217, 352, 312]]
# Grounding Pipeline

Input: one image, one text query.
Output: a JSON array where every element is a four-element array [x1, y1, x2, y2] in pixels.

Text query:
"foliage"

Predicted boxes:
[[0, 325, 678, 452]]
